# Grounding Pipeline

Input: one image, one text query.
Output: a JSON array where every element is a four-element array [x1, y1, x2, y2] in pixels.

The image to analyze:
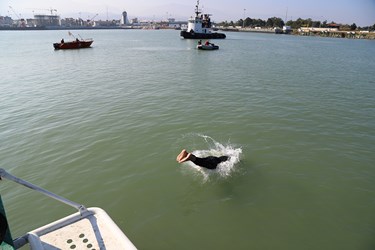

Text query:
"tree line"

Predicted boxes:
[[217, 17, 375, 31]]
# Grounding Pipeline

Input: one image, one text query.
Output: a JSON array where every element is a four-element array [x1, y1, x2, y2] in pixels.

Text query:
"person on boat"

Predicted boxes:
[[205, 40, 210, 46], [61, 39, 64, 43], [198, 40, 202, 45], [0, 213, 13, 248], [75, 38, 79, 42], [176, 149, 228, 170], [0, 213, 6, 243]]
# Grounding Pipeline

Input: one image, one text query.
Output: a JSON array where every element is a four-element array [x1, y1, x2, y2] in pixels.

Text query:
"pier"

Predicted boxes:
[[218, 26, 375, 40], [296, 27, 375, 39], [219, 27, 275, 34]]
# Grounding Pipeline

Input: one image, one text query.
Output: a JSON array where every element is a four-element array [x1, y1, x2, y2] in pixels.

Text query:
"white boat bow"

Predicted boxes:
[[0, 168, 137, 250]]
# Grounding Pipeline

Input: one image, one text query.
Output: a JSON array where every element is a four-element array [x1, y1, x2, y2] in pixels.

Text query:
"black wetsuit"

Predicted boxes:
[[191, 156, 229, 169]]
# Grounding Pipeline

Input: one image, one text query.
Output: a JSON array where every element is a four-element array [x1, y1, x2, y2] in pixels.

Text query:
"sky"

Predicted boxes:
[[2, 0, 375, 26]]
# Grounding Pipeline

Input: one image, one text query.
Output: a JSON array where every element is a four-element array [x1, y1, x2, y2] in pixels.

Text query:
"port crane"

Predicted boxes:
[[29, 8, 58, 15], [47, 8, 58, 15], [88, 13, 98, 25], [8, 6, 26, 27], [8, 6, 21, 19]]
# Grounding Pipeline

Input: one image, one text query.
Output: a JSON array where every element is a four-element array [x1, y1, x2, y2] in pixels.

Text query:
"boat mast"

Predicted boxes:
[[285, 7, 288, 24], [195, 0, 201, 17]]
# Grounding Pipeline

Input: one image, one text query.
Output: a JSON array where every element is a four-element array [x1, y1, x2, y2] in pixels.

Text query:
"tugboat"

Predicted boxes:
[[180, 0, 226, 39]]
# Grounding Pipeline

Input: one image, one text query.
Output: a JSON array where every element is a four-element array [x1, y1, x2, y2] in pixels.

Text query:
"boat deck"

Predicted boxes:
[[16, 207, 136, 250], [0, 168, 137, 250]]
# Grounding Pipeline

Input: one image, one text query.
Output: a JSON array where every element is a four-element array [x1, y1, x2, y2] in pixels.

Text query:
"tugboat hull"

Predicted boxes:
[[180, 30, 226, 39]]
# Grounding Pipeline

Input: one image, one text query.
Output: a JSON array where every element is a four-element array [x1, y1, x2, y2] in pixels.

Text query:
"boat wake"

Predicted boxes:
[[181, 134, 242, 182]]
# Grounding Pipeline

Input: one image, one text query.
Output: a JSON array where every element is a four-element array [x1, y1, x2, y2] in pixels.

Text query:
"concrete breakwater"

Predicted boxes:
[[219, 27, 375, 40], [296, 27, 375, 39], [219, 27, 275, 34]]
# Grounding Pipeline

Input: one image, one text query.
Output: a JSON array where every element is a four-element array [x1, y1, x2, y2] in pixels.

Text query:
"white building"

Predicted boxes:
[[0, 16, 13, 27], [34, 14, 61, 27], [121, 11, 129, 25]]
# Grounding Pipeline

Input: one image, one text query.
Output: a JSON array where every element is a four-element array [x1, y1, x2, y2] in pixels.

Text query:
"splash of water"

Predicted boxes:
[[183, 134, 242, 181]]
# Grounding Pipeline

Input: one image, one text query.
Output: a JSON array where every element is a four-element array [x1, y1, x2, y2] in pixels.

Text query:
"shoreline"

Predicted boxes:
[[220, 27, 375, 40], [1, 26, 374, 40], [0, 26, 132, 31]]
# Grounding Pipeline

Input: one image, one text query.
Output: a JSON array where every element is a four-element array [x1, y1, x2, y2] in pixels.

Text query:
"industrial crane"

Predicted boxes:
[[29, 8, 58, 15], [47, 8, 57, 15], [88, 13, 98, 26], [8, 6, 21, 19], [8, 6, 26, 27]]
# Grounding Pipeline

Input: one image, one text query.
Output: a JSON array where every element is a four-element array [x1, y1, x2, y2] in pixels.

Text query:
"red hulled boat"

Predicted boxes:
[[53, 39, 93, 50]]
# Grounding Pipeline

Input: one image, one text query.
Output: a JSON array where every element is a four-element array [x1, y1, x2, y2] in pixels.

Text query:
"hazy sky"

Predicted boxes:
[[2, 0, 375, 26]]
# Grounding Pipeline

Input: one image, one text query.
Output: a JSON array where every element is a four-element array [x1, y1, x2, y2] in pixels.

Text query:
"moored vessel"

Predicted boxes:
[[180, 0, 226, 39], [197, 44, 219, 50], [197, 41, 219, 50], [53, 39, 93, 50], [54, 33, 93, 50]]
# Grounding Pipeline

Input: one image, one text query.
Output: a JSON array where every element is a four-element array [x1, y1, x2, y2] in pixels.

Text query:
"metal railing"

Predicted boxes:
[[0, 168, 88, 216]]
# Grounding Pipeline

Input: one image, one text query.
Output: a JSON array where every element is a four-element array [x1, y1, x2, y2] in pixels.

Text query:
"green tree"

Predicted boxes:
[[350, 23, 357, 30], [312, 21, 321, 28], [219, 21, 229, 27], [236, 19, 244, 27], [306, 18, 313, 27], [340, 24, 351, 31], [266, 17, 284, 28], [244, 17, 252, 27], [253, 18, 266, 27]]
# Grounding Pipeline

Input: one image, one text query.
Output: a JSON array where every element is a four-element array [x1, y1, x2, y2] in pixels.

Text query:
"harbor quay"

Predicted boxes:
[[218, 26, 375, 40]]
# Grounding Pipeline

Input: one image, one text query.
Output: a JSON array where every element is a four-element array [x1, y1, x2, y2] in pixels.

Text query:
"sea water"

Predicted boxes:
[[0, 29, 374, 250]]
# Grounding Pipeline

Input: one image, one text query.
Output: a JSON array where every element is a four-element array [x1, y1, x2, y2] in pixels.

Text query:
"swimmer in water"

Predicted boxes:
[[176, 149, 229, 170]]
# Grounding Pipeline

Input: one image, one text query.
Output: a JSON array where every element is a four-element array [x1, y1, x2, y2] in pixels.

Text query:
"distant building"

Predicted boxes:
[[130, 18, 140, 26], [26, 18, 36, 27], [167, 20, 187, 29], [61, 18, 81, 27], [299, 27, 339, 33], [34, 14, 60, 27], [121, 11, 129, 25], [327, 23, 340, 29], [93, 20, 118, 27], [0, 15, 27, 27], [0, 16, 13, 27]]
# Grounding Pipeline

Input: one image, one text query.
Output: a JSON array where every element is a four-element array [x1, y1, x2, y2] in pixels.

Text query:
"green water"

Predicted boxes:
[[0, 30, 374, 249]]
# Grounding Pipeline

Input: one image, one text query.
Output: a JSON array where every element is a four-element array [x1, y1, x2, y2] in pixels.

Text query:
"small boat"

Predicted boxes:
[[0, 168, 137, 249], [53, 39, 93, 50], [197, 44, 219, 50], [180, 0, 226, 39]]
